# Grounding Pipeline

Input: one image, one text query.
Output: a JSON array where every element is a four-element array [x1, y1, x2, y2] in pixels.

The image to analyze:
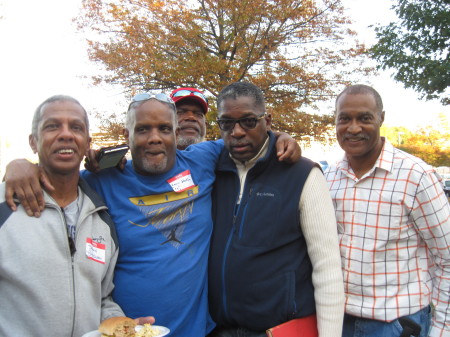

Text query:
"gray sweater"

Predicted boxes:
[[0, 179, 124, 337]]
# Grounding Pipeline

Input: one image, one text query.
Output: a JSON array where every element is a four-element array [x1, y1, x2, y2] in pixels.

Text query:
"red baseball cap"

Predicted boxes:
[[170, 87, 209, 115]]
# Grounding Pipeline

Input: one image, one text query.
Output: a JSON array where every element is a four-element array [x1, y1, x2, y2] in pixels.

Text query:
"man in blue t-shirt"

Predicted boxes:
[[3, 91, 299, 337], [80, 92, 222, 336]]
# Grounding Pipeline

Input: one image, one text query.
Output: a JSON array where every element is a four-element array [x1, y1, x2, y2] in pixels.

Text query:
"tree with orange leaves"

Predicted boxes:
[[77, 0, 371, 142]]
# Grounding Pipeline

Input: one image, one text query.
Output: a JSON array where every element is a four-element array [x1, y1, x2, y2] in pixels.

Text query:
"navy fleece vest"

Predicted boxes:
[[209, 132, 317, 331]]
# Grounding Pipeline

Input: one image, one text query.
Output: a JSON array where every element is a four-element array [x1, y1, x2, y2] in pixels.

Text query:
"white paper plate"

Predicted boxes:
[[82, 325, 170, 337]]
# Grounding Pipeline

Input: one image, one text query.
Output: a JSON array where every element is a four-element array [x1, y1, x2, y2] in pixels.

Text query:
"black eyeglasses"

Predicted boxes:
[[216, 113, 266, 132], [171, 90, 208, 104], [128, 92, 175, 110]]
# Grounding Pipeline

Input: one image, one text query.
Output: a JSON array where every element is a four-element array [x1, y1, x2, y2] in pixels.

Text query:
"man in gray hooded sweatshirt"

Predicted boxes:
[[0, 95, 152, 336]]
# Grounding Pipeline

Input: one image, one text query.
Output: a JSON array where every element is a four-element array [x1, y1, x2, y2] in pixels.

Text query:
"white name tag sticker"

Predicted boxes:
[[167, 170, 195, 192], [86, 238, 106, 264]]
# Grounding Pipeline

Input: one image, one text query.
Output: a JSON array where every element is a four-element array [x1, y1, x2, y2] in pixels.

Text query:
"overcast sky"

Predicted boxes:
[[0, 0, 448, 173]]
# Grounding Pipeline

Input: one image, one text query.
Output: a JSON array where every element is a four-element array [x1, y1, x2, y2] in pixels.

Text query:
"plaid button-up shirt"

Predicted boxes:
[[325, 139, 450, 336]]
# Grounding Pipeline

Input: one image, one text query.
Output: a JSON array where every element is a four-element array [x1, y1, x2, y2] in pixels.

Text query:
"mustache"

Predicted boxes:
[[179, 121, 200, 129], [343, 134, 369, 140], [229, 140, 250, 147], [144, 148, 167, 155]]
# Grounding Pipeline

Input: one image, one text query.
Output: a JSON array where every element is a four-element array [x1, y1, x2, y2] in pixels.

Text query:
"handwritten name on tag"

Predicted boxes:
[[86, 238, 106, 264], [167, 170, 195, 192]]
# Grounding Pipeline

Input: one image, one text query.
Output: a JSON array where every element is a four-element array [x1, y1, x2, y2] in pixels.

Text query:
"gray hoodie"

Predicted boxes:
[[0, 179, 124, 337]]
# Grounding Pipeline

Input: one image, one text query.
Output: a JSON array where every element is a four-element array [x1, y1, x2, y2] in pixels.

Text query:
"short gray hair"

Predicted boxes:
[[31, 95, 89, 138], [125, 98, 177, 142], [335, 84, 384, 114]]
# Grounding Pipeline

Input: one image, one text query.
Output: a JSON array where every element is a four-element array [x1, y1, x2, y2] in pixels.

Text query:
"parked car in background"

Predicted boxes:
[[436, 172, 445, 190], [444, 179, 450, 197]]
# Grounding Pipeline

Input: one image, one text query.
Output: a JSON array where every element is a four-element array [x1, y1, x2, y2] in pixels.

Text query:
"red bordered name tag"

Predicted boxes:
[[167, 170, 195, 192], [86, 238, 106, 264]]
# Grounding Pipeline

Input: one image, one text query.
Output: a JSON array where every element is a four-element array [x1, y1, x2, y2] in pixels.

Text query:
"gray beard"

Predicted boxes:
[[177, 135, 204, 149], [135, 156, 168, 175]]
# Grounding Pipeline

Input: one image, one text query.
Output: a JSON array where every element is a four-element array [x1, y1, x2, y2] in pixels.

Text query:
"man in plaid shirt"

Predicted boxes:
[[325, 84, 450, 337]]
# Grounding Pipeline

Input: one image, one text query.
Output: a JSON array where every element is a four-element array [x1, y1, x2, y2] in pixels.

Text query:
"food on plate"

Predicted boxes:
[[135, 323, 161, 337], [98, 316, 137, 337]]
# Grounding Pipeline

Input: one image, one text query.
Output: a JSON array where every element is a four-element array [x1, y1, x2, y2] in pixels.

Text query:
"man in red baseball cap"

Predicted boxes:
[[170, 87, 209, 150]]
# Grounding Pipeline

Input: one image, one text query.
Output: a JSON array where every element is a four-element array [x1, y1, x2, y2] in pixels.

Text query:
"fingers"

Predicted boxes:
[[276, 135, 301, 163], [277, 150, 288, 162], [134, 316, 156, 325], [275, 136, 288, 159], [39, 167, 55, 192], [118, 157, 127, 171], [4, 159, 45, 217], [286, 140, 301, 163], [5, 184, 17, 212], [84, 149, 100, 172], [275, 134, 291, 161], [6, 176, 44, 217]]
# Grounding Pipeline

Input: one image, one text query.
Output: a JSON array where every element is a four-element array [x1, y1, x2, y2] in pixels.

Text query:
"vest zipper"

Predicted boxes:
[[222, 186, 254, 320], [221, 176, 243, 322], [238, 187, 253, 239]]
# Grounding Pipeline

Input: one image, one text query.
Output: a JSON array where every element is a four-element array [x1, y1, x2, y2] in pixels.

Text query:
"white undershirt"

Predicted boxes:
[[231, 136, 269, 204], [63, 187, 82, 239]]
